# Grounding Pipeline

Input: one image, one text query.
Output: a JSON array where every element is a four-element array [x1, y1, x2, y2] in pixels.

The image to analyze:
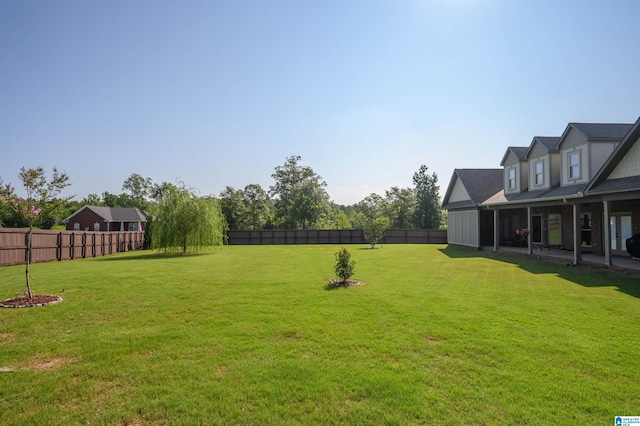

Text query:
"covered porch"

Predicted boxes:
[[485, 196, 640, 271], [488, 244, 640, 275]]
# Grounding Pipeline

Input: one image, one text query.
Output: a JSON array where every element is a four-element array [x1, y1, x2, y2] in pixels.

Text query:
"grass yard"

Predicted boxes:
[[0, 244, 639, 425]]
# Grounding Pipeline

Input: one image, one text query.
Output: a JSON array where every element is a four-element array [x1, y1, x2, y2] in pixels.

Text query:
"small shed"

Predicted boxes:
[[63, 206, 147, 232]]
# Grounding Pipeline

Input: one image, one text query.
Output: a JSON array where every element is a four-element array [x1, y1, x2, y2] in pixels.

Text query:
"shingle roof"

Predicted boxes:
[[88, 206, 147, 221], [565, 123, 633, 142], [588, 117, 640, 194], [533, 136, 560, 151], [442, 169, 503, 209], [64, 206, 147, 223], [500, 147, 528, 166], [588, 176, 640, 194]]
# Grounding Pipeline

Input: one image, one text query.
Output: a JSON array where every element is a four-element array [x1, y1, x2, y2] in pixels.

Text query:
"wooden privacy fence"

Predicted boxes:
[[0, 228, 447, 265], [0, 228, 144, 266], [227, 229, 447, 245]]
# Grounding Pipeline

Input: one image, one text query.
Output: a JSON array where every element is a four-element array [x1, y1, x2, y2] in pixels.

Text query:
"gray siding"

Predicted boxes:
[[447, 210, 480, 248]]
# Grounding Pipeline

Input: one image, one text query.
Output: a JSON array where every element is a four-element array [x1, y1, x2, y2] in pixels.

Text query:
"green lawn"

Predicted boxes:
[[1, 245, 638, 425]]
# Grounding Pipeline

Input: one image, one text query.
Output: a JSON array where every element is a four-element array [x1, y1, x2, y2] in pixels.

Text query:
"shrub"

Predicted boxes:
[[334, 248, 355, 282], [363, 216, 389, 249]]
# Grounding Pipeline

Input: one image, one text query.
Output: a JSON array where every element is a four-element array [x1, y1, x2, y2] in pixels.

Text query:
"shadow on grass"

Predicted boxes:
[[324, 284, 344, 291], [95, 251, 213, 262], [439, 246, 640, 299]]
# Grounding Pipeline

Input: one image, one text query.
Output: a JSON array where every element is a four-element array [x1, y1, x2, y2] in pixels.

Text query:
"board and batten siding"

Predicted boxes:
[[447, 210, 479, 248], [447, 178, 470, 203], [608, 135, 640, 179]]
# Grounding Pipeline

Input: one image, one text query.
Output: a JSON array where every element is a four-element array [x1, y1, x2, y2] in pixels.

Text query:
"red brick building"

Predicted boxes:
[[63, 206, 147, 232]]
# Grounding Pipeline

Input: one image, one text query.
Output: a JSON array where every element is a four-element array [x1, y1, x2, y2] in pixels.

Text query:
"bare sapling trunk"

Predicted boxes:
[[25, 227, 33, 299]]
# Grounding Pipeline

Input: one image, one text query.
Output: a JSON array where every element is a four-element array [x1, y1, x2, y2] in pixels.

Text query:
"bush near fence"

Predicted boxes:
[[0, 228, 144, 266], [227, 229, 447, 245]]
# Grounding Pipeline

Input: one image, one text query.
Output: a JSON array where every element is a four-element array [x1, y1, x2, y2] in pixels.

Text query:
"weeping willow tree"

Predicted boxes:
[[151, 186, 226, 255]]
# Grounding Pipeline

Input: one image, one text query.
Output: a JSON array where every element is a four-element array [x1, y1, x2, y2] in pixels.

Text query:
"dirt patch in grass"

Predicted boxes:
[[0, 332, 17, 345], [425, 336, 441, 346], [29, 356, 72, 371], [0, 357, 70, 373]]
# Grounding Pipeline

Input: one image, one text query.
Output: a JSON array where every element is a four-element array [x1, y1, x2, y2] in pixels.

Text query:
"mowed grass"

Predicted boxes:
[[0, 244, 639, 425]]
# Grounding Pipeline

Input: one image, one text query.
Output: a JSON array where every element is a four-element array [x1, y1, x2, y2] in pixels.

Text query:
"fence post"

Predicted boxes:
[[57, 232, 62, 261]]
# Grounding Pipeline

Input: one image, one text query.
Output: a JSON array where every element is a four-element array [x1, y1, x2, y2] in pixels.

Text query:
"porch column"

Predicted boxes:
[[527, 206, 533, 255], [493, 209, 499, 252], [603, 200, 612, 266], [120, 221, 124, 231], [572, 203, 581, 265]]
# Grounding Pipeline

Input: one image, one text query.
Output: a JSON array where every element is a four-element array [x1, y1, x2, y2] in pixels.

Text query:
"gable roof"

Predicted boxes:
[[525, 136, 560, 158], [500, 147, 528, 166], [557, 122, 633, 147], [63, 206, 147, 223], [587, 116, 640, 194], [442, 169, 503, 210]]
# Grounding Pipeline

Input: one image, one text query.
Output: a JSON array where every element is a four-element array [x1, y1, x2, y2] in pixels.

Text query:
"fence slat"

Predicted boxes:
[[227, 229, 446, 246], [0, 229, 145, 266]]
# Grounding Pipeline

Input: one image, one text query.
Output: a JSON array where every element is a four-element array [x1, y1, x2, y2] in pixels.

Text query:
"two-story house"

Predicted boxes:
[[442, 117, 640, 268]]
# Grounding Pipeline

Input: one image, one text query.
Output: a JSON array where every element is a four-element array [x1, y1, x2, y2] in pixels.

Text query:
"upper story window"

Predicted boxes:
[[93, 222, 100, 232], [508, 168, 516, 190], [74, 223, 80, 231], [569, 151, 580, 180], [128, 222, 140, 231], [534, 161, 544, 186]]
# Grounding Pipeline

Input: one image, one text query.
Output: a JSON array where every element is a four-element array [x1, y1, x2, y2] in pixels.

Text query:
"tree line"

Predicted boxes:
[[1, 155, 444, 233], [220, 156, 444, 231]]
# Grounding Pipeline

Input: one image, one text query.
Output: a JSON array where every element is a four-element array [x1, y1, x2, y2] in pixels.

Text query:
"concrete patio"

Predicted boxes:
[[486, 245, 640, 275]]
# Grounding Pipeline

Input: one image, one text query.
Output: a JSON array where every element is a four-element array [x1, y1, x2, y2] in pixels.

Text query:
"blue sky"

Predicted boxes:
[[1, 0, 639, 205]]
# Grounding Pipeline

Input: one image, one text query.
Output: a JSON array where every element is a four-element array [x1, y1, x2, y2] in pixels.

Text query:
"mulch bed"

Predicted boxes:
[[328, 279, 361, 287], [0, 295, 62, 308]]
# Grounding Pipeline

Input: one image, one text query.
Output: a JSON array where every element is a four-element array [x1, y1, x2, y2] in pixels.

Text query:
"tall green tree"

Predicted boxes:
[[412, 165, 443, 229], [122, 173, 153, 209], [102, 191, 135, 208], [356, 193, 384, 220], [219, 186, 248, 230], [383, 186, 416, 229], [269, 155, 330, 229], [319, 203, 351, 229], [243, 184, 272, 230], [151, 185, 225, 255]]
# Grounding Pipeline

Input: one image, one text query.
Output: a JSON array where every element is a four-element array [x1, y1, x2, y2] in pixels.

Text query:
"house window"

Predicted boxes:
[[580, 213, 591, 247], [94, 222, 100, 232], [74, 223, 80, 231], [128, 223, 139, 231], [508, 168, 516, 190], [534, 161, 544, 186], [569, 152, 580, 180]]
